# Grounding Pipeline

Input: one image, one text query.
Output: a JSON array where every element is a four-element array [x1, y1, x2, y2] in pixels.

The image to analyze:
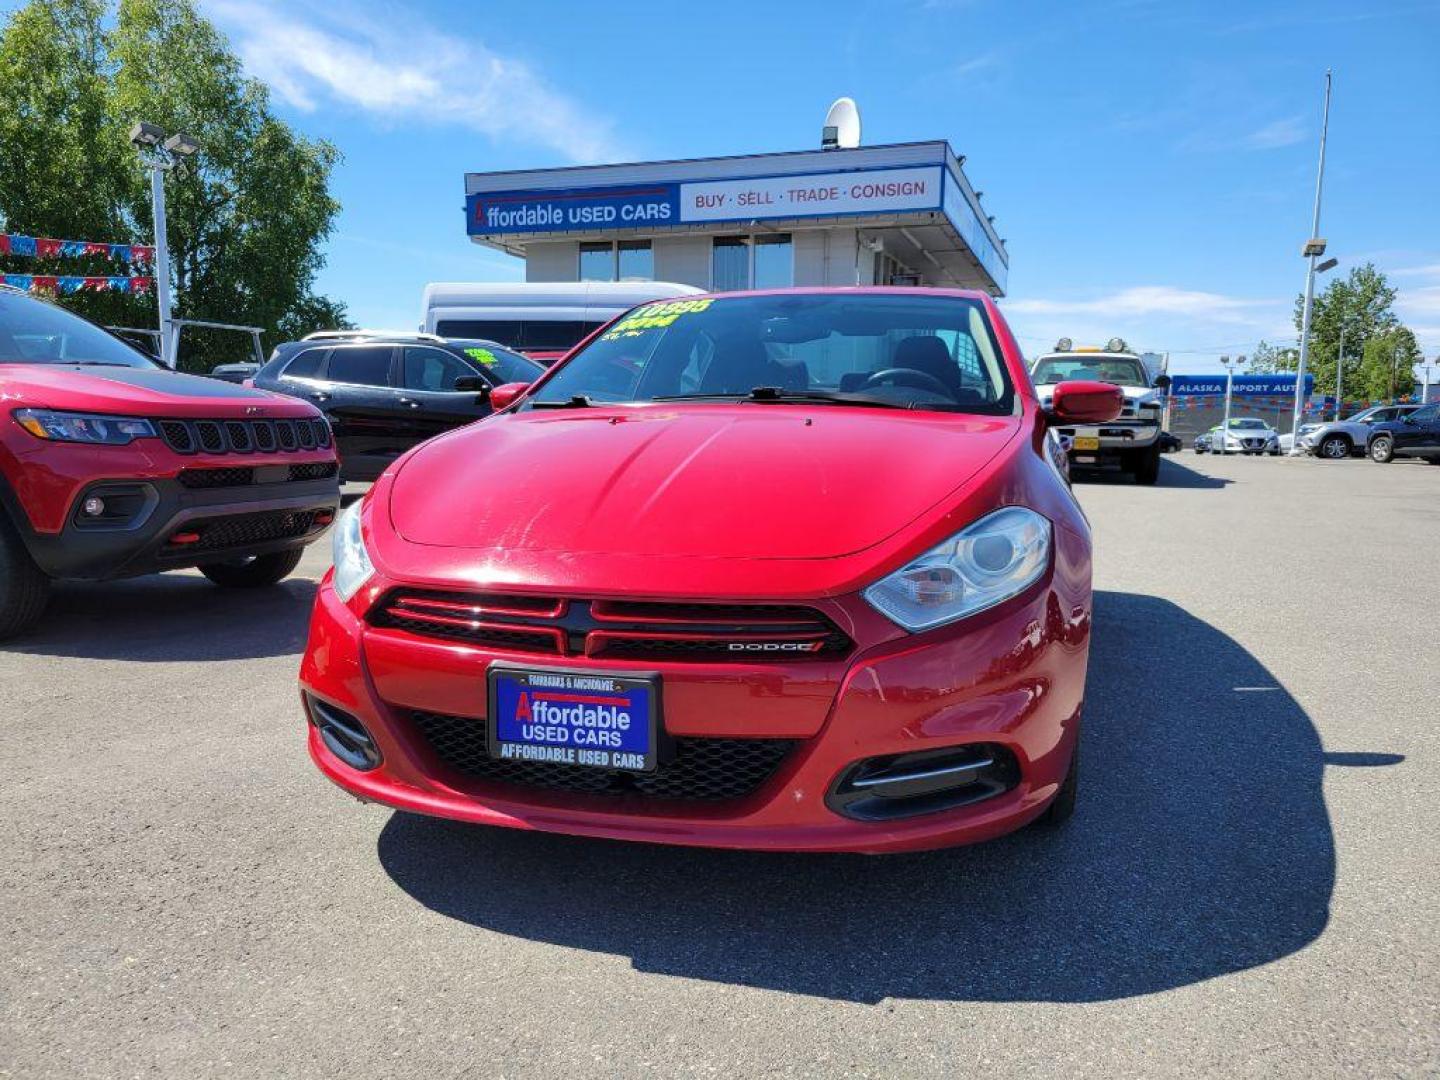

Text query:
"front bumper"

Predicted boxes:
[[11, 447, 340, 578], [299, 558, 1093, 854]]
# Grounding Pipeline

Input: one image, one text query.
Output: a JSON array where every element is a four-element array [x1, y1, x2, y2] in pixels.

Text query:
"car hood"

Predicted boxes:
[[389, 405, 1021, 560], [0, 363, 317, 418]]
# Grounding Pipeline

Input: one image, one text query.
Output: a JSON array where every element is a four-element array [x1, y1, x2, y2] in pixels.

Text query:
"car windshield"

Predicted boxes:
[[0, 290, 159, 368], [447, 339, 547, 383], [1227, 419, 1268, 430], [529, 293, 1015, 414], [1031, 355, 1146, 387]]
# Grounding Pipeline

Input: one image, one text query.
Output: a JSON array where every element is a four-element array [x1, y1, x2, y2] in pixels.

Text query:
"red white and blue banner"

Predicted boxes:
[[0, 232, 154, 264], [1, 273, 154, 294]]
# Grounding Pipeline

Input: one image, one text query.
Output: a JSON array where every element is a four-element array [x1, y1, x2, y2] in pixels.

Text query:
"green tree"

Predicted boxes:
[[1356, 328, 1423, 403], [0, 0, 349, 368], [1247, 340, 1299, 374], [1293, 264, 1401, 398]]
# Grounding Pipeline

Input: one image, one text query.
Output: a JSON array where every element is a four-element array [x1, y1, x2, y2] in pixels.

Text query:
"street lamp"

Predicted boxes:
[[1219, 355, 1236, 453], [1289, 70, 1334, 455], [129, 121, 200, 369]]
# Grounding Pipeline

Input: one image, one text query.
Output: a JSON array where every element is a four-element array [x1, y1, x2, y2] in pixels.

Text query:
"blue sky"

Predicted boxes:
[[197, 0, 1440, 373]]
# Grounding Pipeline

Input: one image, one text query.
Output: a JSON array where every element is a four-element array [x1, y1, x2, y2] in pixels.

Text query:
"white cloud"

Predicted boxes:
[[204, 0, 622, 163], [951, 53, 1000, 78], [1000, 286, 1294, 371], [1005, 285, 1279, 323], [1243, 117, 1306, 150]]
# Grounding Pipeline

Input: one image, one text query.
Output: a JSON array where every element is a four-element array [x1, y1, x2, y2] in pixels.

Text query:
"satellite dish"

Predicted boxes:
[[822, 97, 861, 150]]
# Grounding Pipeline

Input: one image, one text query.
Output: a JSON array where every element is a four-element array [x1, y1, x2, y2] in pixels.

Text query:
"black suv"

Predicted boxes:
[[252, 334, 545, 480], [1367, 402, 1440, 464]]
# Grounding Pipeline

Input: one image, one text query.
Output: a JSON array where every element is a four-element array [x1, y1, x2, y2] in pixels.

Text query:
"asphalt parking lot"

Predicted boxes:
[[3, 455, 1437, 1078]]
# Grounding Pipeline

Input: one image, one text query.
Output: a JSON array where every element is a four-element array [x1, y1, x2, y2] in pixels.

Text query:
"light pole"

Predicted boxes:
[[128, 122, 200, 369], [1289, 70, 1333, 454], [1334, 326, 1346, 420], [1219, 355, 1235, 454]]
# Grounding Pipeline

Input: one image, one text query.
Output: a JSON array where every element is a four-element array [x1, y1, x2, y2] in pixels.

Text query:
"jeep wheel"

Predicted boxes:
[[1318, 435, 1351, 459], [0, 514, 51, 640], [1133, 446, 1161, 485], [199, 548, 305, 588], [1369, 436, 1395, 464]]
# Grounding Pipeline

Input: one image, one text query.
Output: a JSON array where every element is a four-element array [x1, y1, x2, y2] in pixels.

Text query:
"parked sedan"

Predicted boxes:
[[252, 335, 545, 480], [1197, 418, 1280, 455], [302, 288, 1124, 853], [1367, 402, 1440, 464]]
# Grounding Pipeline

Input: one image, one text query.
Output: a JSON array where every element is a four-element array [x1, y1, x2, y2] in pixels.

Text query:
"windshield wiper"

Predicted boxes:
[[530, 394, 596, 410], [742, 386, 910, 409], [653, 387, 909, 408]]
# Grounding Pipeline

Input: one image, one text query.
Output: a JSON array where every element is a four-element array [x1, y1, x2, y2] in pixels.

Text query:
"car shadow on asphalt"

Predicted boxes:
[[2, 572, 317, 661], [1074, 458, 1230, 489], [377, 590, 1337, 1004]]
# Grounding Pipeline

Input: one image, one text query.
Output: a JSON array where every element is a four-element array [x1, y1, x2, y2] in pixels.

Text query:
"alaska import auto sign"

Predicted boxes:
[[1168, 374, 1315, 397], [466, 166, 944, 236]]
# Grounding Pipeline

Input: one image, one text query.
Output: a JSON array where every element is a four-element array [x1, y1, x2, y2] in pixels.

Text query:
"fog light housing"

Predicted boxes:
[[82, 496, 106, 517]]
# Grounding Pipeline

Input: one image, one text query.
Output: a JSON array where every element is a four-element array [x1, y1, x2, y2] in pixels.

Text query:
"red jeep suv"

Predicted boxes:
[[0, 286, 340, 639], [300, 288, 1122, 853]]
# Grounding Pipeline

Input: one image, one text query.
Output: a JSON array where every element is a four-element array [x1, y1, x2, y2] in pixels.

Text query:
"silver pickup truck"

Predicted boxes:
[[1030, 346, 1168, 484]]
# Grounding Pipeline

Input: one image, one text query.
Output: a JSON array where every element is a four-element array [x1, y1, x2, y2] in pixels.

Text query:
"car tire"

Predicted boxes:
[[1318, 435, 1351, 459], [1133, 446, 1161, 485], [199, 548, 305, 588], [0, 514, 52, 641], [1369, 436, 1395, 464], [1037, 741, 1078, 827]]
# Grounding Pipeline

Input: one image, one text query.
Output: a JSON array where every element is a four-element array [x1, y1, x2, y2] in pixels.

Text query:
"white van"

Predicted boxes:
[[420, 281, 704, 359]]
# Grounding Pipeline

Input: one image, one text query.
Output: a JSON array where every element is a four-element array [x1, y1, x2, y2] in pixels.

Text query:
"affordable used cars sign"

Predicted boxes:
[[467, 166, 944, 235], [468, 184, 681, 234]]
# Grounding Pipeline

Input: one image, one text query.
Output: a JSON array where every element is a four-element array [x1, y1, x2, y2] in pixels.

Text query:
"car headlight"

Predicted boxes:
[[331, 501, 375, 602], [863, 507, 1051, 631], [13, 409, 156, 445]]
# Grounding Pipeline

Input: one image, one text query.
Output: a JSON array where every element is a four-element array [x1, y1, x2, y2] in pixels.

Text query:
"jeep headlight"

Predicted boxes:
[[331, 501, 375, 602], [863, 507, 1051, 631], [14, 409, 156, 445]]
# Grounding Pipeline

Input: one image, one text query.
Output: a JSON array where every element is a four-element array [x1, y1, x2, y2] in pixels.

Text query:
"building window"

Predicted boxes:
[[711, 234, 793, 291], [579, 240, 653, 282], [617, 240, 653, 281], [753, 234, 793, 289], [580, 242, 614, 282]]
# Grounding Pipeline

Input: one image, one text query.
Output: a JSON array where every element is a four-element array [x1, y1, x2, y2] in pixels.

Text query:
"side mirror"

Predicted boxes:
[[1154, 374, 1172, 390], [1046, 380, 1124, 425], [453, 375, 489, 393], [488, 381, 531, 411]]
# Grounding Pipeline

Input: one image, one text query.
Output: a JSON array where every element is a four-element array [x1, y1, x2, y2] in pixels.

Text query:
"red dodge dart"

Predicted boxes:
[[300, 288, 1122, 853]]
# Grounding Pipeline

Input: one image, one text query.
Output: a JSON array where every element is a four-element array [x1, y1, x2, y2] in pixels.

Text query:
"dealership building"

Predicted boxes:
[[463, 141, 1008, 296]]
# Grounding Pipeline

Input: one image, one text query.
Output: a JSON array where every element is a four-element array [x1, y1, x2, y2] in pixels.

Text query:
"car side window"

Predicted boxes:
[[1410, 404, 1439, 423], [401, 347, 476, 392], [326, 346, 394, 388], [283, 347, 328, 380]]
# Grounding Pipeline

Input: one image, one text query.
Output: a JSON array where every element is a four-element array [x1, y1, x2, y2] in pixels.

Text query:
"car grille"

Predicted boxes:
[[177, 462, 340, 489], [410, 710, 796, 802], [1243, 438, 1265, 449], [162, 507, 327, 555], [156, 417, 331, 455], [368, 591, 853, 662]]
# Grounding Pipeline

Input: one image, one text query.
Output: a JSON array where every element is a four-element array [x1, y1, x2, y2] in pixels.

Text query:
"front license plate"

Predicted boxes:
[[488, 667, 658, 773], [1073, 436, 1101, 451]]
